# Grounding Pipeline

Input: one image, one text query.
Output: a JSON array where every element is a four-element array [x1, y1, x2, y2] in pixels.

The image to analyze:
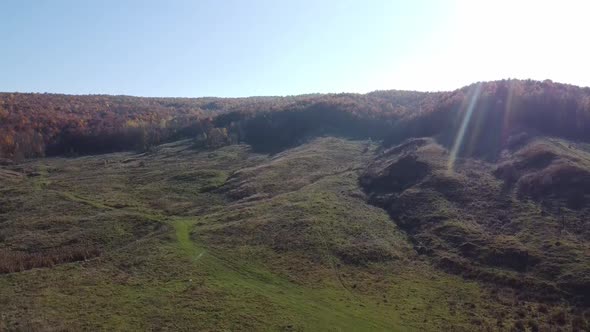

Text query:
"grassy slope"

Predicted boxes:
[[1, 138, 510, 331], [362, 137, 590, 330]]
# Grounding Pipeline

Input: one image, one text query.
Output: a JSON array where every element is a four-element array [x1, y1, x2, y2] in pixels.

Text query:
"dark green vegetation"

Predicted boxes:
[[2, 80, 590, 330]]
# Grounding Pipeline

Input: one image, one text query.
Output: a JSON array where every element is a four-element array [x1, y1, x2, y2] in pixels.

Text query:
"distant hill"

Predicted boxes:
[[3, 79, 589, 160]]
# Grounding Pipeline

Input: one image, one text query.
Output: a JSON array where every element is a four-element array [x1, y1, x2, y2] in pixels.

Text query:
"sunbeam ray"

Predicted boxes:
[[447, 83, 482, 172], [502, 81, 515, 144]]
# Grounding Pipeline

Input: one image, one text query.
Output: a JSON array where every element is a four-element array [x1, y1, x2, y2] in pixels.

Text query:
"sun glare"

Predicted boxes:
[[381, 0, 590, 92]]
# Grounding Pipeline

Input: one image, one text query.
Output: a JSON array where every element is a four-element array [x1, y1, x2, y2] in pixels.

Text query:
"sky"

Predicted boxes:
[[1, 0, 589, 97]]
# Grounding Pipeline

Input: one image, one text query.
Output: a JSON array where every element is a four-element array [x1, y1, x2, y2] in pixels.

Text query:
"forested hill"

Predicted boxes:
[[1, 79, 589, 160]]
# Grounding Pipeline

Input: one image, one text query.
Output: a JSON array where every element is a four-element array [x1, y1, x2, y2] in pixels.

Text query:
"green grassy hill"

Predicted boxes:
[[2, 136, 588, 330]]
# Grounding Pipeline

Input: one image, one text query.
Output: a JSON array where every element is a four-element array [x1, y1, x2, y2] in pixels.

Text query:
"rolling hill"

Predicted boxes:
[[1, 79, 590, 331]]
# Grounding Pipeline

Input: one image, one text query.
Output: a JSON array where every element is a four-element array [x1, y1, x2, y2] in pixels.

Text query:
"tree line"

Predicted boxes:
[[1, 79, 590, 160]]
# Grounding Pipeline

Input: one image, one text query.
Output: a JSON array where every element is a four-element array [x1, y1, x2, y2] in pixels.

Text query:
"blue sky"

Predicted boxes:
[[2, 0, 589, 97]]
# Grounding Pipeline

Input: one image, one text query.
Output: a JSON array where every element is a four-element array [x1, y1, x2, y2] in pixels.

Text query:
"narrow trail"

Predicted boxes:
[[173, 219, 206, 262]]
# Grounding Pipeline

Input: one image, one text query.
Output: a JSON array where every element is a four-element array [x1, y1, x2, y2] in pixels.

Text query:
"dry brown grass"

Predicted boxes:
[[0, 246, 100, 274]]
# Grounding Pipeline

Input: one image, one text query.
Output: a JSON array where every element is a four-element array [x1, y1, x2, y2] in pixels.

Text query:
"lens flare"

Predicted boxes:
[[502, 81, 515, 144], [447, 83, 482, 172]]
